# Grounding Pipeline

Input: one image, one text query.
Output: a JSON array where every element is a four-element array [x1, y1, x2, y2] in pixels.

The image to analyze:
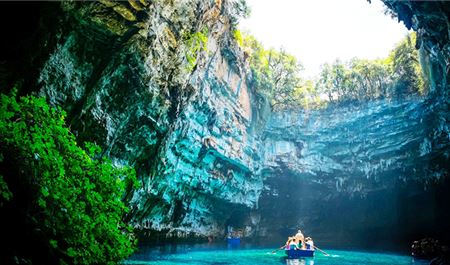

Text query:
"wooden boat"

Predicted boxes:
[[285, 249, 314, 258]]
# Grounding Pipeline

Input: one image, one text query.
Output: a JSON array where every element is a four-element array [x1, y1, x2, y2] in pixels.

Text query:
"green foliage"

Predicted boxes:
[[183, 27, 208, 72], [267, 48, 303, 110], [241, 32, 304, 110], [242, 32, 424, 111], [0, 92, 138, 264], [315, 32, 425, 104], [229, 0, 251, 29], [232, 29, 244, 47], [0, 175, 12, 206], [389, 32, 425, 95], [292, 80, 328, 110], [316, 57, 392, 103]]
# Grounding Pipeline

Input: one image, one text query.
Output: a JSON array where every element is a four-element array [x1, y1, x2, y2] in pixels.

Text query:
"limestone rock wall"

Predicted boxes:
[[381, 0, 450, 163], [129, 24, 264, 236], [263, 98, 447, 193], [35, 0, 266, 237]]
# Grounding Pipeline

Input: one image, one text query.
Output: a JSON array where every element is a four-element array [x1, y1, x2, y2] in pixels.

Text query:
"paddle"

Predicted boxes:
[[314, 246, 330, 256], [271, 246, 285, 254]]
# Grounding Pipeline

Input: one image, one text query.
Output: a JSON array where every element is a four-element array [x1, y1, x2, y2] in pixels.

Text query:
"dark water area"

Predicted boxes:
[[124, 243, 429, 265]]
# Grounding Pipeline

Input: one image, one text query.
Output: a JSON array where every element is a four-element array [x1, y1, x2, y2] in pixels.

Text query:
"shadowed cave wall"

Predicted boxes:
[[0, 0, 449, 249]]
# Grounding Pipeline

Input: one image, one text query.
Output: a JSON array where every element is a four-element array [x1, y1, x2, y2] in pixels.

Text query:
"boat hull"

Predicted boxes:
[[285, 249, 314, 258], [227, 238, 241, 244]]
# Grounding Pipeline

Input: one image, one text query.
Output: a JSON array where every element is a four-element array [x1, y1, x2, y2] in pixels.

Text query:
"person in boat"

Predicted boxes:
[[289, 238, 300, 250], [305, 237, 314, 250], [281, 237, 293, 250], [294, 229, 305, 249], [295, 229, 305, 242], [280, 237, 298, 250]]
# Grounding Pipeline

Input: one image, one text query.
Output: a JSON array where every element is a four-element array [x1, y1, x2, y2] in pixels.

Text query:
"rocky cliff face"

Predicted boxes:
[[258, 98, 449, 246], [33, 0, 266, 238], [0, 0, 449, 245], [264, 99, 437, 191]]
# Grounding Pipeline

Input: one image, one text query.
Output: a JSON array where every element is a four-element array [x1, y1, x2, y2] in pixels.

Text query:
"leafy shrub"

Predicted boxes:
[[0, 92, 137, 264], [183, 27, 208, 72], [232, 29, 243, 47]]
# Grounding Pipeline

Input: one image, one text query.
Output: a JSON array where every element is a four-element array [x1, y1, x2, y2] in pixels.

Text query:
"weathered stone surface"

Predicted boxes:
[[263, 98, 447, 190], [256, 96, 450, 244], [35, 0, 266, 238]]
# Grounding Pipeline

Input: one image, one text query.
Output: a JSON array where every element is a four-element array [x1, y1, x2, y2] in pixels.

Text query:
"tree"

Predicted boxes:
[[389, 32, 425, 96], [313, 32, 423, 105], [229, 0, 251, 29], [241, 32, 304, 110], [241, 32, 423, 111], [317, 63, 335, 102], [0, 92, 137, 264], [330, 60, 348, 101], [267, 48, 303, 110], [348, 58, 392, 100]]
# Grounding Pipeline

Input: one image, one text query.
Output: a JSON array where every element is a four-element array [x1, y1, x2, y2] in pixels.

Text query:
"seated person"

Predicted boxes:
[[289, 238, 301, 250], [305, 237, 314, 250], [295, 229, 305, 242], [283, 237, 293, 250]]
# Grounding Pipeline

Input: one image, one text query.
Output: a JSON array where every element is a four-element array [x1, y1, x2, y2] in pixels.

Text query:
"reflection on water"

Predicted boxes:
[[286, 258, 314, 265]]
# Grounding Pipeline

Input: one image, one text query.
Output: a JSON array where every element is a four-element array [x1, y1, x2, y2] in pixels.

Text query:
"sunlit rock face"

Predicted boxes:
[[129, 30, 264, 236], [33, 0, 266, 237]]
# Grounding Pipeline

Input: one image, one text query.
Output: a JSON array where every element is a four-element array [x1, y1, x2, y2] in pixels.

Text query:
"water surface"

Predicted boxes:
[[124, 244, 429, 265]]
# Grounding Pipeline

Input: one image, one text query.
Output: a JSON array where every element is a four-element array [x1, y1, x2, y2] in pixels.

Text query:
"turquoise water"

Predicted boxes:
[[124, 245, 429, 265]]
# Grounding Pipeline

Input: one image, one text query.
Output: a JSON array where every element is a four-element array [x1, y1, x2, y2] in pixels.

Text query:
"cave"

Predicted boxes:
[[0, 0, 449, 264]]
